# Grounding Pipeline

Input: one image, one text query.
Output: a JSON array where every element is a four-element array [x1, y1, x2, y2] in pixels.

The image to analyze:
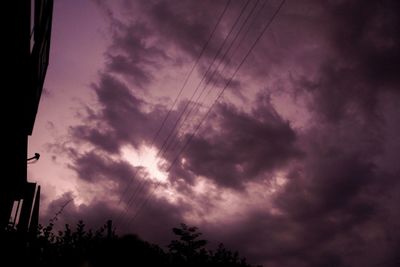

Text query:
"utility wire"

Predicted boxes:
[[161, 0, 264, 159], [117, 0, 231, 206], [120, 0, 252, 221], [115, 0, 232, 228], [120, 1, 254, 228], [118, 0, 253, 229], [129, 0, 287, 226], [155, 0, 252, 160], [168, 0, 270, 154], [120, 0, 238, 216]]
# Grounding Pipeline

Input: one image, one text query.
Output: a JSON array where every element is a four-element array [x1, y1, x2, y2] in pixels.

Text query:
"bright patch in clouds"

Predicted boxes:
[[120, 145, 168, 183]]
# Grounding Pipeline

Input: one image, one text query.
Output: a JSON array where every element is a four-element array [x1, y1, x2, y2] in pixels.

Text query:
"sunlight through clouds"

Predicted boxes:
[[120, 145, 168, 183]]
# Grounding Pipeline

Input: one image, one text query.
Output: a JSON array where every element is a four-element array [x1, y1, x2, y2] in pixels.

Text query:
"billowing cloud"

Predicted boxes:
[[70, 73, 173, 152], [294, 0, 400, 123], [168, 97, 301, 189]]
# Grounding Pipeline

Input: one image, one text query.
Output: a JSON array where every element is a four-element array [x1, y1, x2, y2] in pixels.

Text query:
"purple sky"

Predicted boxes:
[[28, 0, 400, 266]]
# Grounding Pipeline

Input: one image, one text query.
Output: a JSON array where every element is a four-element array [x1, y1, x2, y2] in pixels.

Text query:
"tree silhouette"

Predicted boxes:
[[210, 243, 256, 267], [2, 220, 262, 267], [168, 223, 209, 266], [168, 223, 258, 267]]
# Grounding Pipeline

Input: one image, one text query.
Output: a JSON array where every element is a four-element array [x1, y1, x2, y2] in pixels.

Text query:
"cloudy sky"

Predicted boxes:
[[28, 0, 400, 266]]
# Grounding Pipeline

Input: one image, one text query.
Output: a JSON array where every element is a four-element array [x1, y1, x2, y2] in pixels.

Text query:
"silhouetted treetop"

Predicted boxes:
[[2, 220, 262, 267]]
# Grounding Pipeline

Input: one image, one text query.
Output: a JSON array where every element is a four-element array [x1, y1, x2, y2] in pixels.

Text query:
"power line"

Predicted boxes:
[[120, 0, 252, 221], [117, 0, 231, 206], [118, 0, 252, 230], [118, 0, 254, 230], [200, 0, 270, 105], [115, 0, 232, 228], [154, 0, 252, 161], [120, 0, 239, 217], [161, 0, 266, 159], [129, 0, 287, 226], [168, 0, 271, 155]]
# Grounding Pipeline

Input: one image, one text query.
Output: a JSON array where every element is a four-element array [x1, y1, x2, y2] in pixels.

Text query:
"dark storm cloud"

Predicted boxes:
[[69, 150, 141, 185], [275, 135, 378, 228], [93, 0, 239, 92], [117, 0, 263, 90], [204, 121, 398, 266], [214, 89, 399, 266], [106, 22, 169, 88], [167, 96, 301, 189], [278, 157, 375, 222], [325, 0, 400, 86], [70, 73, 173, 152], [142, 0, 228, 60], [72, 125, 120, 153], [263, 4, 400, 264], [295, 0, 400, 122]]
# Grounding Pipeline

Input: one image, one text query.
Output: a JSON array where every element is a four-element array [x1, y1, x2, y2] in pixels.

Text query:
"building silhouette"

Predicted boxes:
[[1, 0, 53, 233]]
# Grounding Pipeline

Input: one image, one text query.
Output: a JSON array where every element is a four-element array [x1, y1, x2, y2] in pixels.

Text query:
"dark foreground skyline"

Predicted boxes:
[[26, 0, 400, 266]]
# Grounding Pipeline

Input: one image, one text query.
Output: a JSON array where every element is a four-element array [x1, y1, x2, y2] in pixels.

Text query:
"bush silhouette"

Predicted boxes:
[[2, 220, 262, 267]]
